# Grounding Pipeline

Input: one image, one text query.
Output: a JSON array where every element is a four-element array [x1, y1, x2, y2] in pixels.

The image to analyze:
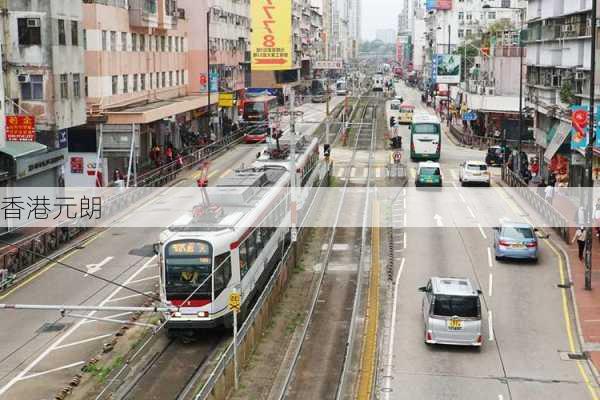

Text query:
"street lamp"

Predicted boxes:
[[207, 6, 226, 139], [482, 3, 526, 170]]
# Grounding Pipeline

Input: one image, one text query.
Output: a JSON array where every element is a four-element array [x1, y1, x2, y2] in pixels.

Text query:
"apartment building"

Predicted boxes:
[[69, 0, 192, 186], [525, 0, 596, 186], [0, 0, 85, 188]]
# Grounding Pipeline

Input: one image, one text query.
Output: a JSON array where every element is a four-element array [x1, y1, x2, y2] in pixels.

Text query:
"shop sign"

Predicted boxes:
[[435, 54, 461, 84], [251, 0, 292, 70], [314, 60, 343, 70], [16, 148, 67, 180], [70, 156, 84, 174], [6, 115, 36, 142], [218, 92, 235, 108]]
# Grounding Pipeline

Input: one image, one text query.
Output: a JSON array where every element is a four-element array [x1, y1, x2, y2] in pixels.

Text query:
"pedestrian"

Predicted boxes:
[[544, 184, 554, 204], [572, 227, 587, 261], [530, 159, 539, 177], [548, 173, 557, 187], [176, 153, 184, 170], [113, 169, 124, 182], [165, 145, 174, 163]]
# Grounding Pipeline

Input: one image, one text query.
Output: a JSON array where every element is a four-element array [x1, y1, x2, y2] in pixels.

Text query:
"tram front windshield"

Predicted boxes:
[[165, 240, 212, 299]]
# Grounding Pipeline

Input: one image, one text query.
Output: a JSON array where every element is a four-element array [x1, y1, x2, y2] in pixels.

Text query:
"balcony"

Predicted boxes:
[[159, 0, 179, 30], [129, 0, 158, 29]]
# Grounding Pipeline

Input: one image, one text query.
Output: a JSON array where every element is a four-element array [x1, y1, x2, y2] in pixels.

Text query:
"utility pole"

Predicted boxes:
[[290, 88, 297, 243], [585, 0, 597, 291], [207, 9, 212, 139], [447, 24, 451, 126], [517, 8, 525, 176]]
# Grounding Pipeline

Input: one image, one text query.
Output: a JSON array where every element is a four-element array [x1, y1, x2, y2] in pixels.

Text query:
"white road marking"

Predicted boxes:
[[498, 395, 504, 400], [478, 224, 488, 240], [403, 213, 407, 227], [488, 310, 494, 341], [403, 197, 407, 209], [54, 333, 114, 350], [403, 188, 407, 196], [450, 169, 458, 181], [487, 247, 493, 268], [467, 206, 476, 219], [434, 214, 444, 227], [384, 257, 405, 400], [338, 167, 345, 177], [128, 275, 159, 285], [106, 291, 154, 304], [82, 311, 133, 325], [458, 191, 466, 203], [0, 256, 157, 396], [404, 232, 407, 249], [17, 361, 86, 382], [350, 167, 357, 178], [488, 273, 493, 297], [84, 256, 114, 277]]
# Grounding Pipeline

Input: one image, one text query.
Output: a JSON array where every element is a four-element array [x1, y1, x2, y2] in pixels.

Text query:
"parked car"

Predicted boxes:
[[485, 146, 507, 166]]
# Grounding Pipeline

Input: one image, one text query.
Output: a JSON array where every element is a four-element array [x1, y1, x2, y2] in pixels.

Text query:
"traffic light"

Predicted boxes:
[[324, 144, 331, 158], [390, 116, 396, 127]]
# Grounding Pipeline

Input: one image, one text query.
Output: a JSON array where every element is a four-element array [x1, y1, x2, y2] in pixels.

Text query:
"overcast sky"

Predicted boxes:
[[362, 0, 401, 41]]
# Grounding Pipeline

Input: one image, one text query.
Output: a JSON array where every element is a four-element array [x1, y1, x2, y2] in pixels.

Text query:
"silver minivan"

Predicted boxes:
[[419, 277, 483, 347]]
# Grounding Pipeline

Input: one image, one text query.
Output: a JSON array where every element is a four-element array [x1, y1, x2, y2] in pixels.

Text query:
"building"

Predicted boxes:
[[375, 28, 396, 44], [0, 0, 85, 188], [525, 0, 595, 187], [72, 0, 198, 187]]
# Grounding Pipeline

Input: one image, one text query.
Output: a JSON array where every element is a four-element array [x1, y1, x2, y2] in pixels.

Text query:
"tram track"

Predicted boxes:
[[276, 96, 378, 400]]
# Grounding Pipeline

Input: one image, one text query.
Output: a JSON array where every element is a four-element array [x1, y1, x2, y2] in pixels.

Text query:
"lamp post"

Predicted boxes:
[[482, 4, 526, 170], [207, 7, 225, 140]]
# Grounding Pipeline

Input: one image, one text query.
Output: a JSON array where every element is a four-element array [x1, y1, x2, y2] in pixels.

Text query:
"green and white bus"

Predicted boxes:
[[410, 113, 441, 161]]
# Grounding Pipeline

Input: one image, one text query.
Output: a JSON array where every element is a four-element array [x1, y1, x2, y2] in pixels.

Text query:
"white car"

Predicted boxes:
[[459, 160, 490, 186]]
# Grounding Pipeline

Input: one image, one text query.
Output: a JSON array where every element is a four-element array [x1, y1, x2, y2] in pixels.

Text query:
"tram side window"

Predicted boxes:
[[214, 253, 232, 293], [247, 230, 257, 266], [239, 242, 249, 278]]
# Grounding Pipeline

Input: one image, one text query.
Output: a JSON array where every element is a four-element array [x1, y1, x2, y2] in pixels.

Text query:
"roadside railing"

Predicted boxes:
[[449, 124, 536, 152]]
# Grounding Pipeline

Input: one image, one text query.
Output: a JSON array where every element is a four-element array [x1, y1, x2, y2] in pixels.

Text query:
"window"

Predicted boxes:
[[162, 71, 166, 87], [168, 36, 172, 52], [17, 18, 42, 46], [112, 75, 118, 95], [58, 19, 66, 45], [133, 74, 138, 92], [60, 73, 68, 99], [181, 37, 185, 52], [141, 73, 146, 90], [214, 253, 232, 294], [144, 0, 157, 13], [169, 71, 173, 86], [156, 35, 160, 51], [175, 36, 179, 52], [122, 74, 128, 93], [161, 36, 166, 51], [181, 70, 185, 84], [458, 29, 464, 38], [121, 32, 127, 51], [149, 72, 153, 89], [239, 241, 248, 278], [140, 34, 145, 51], [110, 31, 116, 51], [132, 33, 137, 51], [82, 29, 86, 50], [466, 29, 472, 37], [102, 30, 107, 50], [458, 12, 464, 20], [466, 13, 472, 21], [73, 73, 81, 98], [20, 74, 43, 100], [85, 76, 88, 97], [71, 21, 78, 46], [176, 70, 180, 85], [488, 12, 496, 19]]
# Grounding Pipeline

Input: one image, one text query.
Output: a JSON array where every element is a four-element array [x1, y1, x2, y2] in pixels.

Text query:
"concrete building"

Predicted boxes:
[[70, 0, 197, 186], [0, 0, 85, 188], [525, 0, 596, 186]]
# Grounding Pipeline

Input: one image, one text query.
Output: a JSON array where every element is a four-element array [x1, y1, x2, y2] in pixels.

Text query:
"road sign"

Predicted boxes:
[[314, 60, 343, 70], [463, 111, 477, 121], [228, 292, 241, 312]]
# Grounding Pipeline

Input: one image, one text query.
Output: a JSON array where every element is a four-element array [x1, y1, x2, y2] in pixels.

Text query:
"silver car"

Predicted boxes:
[[419, 277, 483, 347]]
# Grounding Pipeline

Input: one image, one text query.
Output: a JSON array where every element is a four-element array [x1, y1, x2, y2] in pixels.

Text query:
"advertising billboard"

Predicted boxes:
[[426, 0, 452, 11], [251, 0, 292, 71], [6, 115, 35, 142], [435, 54, 461, 84]]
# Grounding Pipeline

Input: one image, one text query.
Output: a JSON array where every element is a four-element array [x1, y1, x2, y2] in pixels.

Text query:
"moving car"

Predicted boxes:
[[415, 161, 442, 187], [399, 103, 415, 124], [485, 146, 507, 166], [410, 113, 441, 161], [493, 222, 538, 261], [419, 277, 483, 347], [459, 160, 490, 186]]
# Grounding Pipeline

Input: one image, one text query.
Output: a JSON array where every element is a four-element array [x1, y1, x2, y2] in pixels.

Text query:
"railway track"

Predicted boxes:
[[277, 97, 378, 400]]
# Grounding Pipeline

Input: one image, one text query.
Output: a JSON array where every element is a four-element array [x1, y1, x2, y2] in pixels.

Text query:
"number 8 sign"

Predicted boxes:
[[251, 0, 292, 71]]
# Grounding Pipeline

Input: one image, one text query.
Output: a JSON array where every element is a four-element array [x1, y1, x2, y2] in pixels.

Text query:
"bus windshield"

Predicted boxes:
[[413, 123, 440, 134], [244, 102, 265, 115]]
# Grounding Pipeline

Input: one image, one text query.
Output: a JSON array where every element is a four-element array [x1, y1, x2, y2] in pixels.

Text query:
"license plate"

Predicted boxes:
[[448, 319, 463, 330], [472, 172, 481, 176], [512, 243, 525, 249]]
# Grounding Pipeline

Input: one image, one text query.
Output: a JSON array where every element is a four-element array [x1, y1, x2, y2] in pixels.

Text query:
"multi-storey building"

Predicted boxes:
[[526, 0, 595, 186], [0, 0, 85, 188], [69, 0, 192, 186]]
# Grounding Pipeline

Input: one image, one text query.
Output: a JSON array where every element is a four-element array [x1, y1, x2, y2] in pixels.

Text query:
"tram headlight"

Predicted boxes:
[[172, 311, 182, 318], [197, 311, 209, 317]]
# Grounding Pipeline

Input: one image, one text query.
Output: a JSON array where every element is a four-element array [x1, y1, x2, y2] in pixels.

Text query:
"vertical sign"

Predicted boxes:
[[251, 0, 292, 70]]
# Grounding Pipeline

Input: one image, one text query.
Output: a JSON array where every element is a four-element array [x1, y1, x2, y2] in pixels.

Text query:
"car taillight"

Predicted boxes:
[[499, 240, 511, 246], [526, 242, 537, 248], [476, 335, 483, 344], [411, 142, 415, 151], [426, 331, 432, 341]]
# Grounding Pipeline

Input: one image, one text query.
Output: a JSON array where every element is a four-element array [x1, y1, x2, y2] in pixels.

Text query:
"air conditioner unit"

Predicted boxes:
[[17, 74, 30, 83], [26, 18, 40, 28], [486, 87, 495, 96], [177, 8, 185, 19]]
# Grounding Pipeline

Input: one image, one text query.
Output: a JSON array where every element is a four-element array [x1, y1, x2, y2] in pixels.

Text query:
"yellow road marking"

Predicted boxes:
[[0, 232, 106, 300], [496, 184, 599, 399], [357, 200, 381, 399]]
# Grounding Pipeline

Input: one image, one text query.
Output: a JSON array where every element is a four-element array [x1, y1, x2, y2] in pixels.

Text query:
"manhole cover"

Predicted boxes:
[[37, 322, 70, 333]]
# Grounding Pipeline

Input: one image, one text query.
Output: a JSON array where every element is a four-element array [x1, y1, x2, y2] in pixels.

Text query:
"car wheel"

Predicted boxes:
[[495, 255, 501, 261]]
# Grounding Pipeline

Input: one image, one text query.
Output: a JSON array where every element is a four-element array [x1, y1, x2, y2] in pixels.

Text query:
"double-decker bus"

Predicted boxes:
[[241, 95, 279, 143]]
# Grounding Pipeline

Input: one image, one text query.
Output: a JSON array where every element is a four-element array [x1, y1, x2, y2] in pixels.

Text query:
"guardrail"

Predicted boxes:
[[449, 124, 535, 152], [502, 167, 570, 242], [0, 129, 246, 289]]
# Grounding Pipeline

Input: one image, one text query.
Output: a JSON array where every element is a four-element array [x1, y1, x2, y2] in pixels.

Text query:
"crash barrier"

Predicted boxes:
[[0, 130, 246, 289], [449, 124, 535, 152], [502, 167, 570, 242]]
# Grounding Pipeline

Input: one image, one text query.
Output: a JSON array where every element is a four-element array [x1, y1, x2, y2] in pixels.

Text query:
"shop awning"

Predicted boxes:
[[105, 95, 211, 125], [0, 141, 47, 159], [543, 121, 571, 163]]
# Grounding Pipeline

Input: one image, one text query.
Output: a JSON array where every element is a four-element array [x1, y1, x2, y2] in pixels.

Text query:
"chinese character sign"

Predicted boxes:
[[6, 115, 36, 142], [251, 0, 292, 71], [570, 105, 600, 150]]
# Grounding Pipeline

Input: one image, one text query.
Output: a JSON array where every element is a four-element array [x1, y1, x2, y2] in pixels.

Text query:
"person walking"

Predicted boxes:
[[572, 226, 588, 261]]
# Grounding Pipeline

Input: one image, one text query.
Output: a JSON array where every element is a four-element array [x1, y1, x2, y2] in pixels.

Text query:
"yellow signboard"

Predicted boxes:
[[218, 92, 234, 108], [228, 292, 241, 312], [251, 0, 292, 71]]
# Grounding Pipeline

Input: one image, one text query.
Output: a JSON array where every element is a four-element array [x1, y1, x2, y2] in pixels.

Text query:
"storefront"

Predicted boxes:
[[0, 142, 67, 188]]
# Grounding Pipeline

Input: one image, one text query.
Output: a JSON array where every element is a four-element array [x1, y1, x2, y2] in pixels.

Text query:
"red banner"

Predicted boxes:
[[6, 115, 36, 142], [437, 0, 452, 10]]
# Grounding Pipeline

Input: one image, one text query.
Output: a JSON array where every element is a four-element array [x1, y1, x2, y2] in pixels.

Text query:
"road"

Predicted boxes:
[[0, 98, 341, 400], [377, 81, 599, 400]]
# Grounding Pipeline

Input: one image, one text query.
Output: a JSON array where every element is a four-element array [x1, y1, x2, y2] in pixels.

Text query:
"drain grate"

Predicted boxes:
[[559, 351, 589, 361], [37, 322, 69, 333]]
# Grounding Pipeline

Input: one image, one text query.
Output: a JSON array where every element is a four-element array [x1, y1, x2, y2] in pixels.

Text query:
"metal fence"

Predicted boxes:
[[449, 124, 536, 152]]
